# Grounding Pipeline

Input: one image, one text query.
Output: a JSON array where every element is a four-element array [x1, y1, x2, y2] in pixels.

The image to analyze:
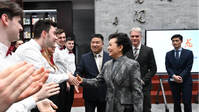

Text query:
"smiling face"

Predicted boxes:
[[8, 16, 23, 42], [108, 38, 123, 59], [56, 32, 66, 47], [90, 37, 104, 54], [45, 26, 57, 48], [130, 31, 142, 47]]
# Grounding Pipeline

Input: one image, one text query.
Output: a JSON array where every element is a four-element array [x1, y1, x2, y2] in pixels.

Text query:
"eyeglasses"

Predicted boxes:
[[131, 35, 139, 38]]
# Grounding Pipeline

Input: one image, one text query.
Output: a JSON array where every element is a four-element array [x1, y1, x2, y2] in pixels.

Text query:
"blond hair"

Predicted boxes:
[[41, 48, 59, 71]]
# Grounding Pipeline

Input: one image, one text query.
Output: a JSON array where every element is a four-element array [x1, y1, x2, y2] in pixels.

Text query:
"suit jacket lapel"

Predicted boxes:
[[179, 48, 184, 60], [137, 44, 144, 61], [89, 52, 99, 72], [177, 48, 184, 65], [171, 50, 178, 67]]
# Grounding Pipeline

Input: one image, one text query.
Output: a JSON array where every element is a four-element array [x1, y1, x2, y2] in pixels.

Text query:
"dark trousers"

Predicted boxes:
[[57, 81, 67, 112], [70, 85, 74, 110], [63, 85, 74, 112], [143, 90, 152, 112], [85, 100, 106, 112], [169, 83, 192, 112]]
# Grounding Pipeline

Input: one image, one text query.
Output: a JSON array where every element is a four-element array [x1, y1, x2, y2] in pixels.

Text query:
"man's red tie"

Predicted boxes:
[[60, 47, 64, 50], [6, 48, 12, 56], [40, 49, 44, 53], [69, 51, 73, 54]]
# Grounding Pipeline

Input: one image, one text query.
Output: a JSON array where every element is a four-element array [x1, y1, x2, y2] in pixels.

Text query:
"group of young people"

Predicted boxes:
[[0, 1, 78, 112], [0, 1, 193, 112]]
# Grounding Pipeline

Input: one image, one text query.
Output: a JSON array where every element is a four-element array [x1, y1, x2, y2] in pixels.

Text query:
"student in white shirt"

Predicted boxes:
[[15, 20, 79, 85], [53, 29, 79, 112], [0, 1, 61, 111], [53, 28, 70, 112], [64, 36, 76, 112], [15, 20, 79, 111], [54, 29, 68, 74], [64, 36, 76, 74], [40, 46, 65, 112]]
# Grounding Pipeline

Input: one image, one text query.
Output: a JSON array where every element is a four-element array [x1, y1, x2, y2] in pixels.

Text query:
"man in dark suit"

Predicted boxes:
[[74, 34, 112, 112], [165, 34, 193, 112], [126, 27, 157, 112]]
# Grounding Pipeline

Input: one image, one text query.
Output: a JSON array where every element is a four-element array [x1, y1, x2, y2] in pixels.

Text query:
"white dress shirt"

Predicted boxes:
[[53, 44, 68, 74], [7, 97, 36, 112], [93, 50, 103, 72], [0, 42, 36, 112], [15, 39, 69, 84], [63, 48, 76, 73]]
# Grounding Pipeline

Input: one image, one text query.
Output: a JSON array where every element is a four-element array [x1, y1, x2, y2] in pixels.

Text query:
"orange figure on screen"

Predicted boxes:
[[185, 38, 193, 48]]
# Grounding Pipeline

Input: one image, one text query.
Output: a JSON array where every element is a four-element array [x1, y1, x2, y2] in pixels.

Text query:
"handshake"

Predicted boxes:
[[67, 74, 84, 93], [67, 73, 83, 86]]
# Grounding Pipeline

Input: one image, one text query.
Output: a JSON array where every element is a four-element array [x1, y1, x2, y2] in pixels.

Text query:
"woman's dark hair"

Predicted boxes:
[[108, 33, 132, 55]]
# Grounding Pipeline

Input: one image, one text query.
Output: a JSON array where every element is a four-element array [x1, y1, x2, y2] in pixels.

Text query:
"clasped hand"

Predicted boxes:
[[173, 75, 183, 83]]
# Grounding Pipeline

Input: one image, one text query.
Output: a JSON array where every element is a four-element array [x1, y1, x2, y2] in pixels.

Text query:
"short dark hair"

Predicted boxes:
[[91, 34, 104, 42], [14, 38, 23, 45], [171, 34, 183, 41], [55, 28, 65, 35], [108, 33, 132, 55], [66, 36, 74, 42], [0, 1, 23, 20], [33, 20, 57, 39]]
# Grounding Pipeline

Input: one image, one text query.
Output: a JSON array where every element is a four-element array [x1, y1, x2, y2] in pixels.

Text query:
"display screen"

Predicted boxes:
[[145, 29, 199, 74]]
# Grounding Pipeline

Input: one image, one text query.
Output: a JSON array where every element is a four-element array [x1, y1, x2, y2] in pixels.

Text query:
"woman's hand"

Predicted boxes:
[[76, 74, 83, 83]]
